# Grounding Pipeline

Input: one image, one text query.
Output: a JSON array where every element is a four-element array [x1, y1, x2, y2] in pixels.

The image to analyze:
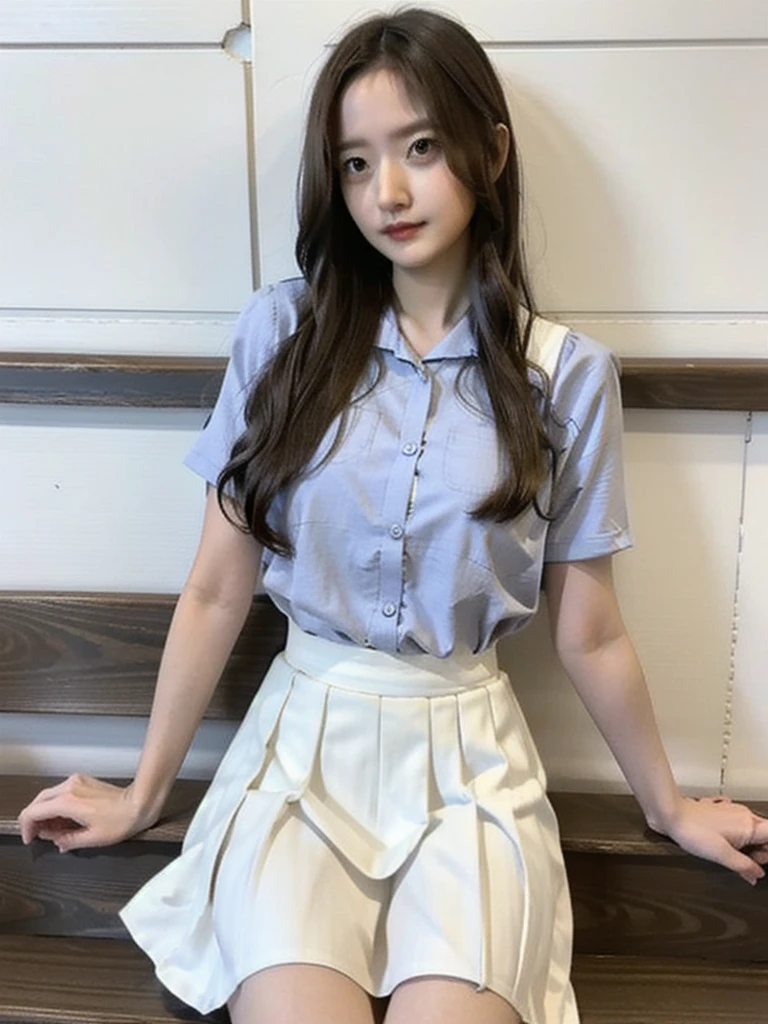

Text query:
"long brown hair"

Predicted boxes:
[[218, 5, 554, 556]]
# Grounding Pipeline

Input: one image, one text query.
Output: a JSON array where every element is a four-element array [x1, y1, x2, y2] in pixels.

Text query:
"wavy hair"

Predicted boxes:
[[218, 5, 555, 555]]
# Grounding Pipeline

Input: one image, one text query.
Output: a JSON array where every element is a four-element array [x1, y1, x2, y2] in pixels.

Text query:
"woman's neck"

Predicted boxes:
[[392, 272, 471, 345]]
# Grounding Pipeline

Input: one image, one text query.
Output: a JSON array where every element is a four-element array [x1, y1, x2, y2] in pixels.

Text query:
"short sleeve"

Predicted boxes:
[[543, 331, 633, 562], [183, 284, 280, 488], [183, 281, 303, 488]]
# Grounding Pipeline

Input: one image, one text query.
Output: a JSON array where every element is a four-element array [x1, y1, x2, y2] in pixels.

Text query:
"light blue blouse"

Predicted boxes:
[[184, 277, 632, 657]]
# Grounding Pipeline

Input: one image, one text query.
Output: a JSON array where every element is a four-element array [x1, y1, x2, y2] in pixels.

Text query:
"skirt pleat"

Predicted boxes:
[[119, 622, 579, 1023]]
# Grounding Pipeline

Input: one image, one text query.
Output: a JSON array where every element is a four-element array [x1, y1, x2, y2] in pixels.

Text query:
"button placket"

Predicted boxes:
[[368, 366, 433, 647]]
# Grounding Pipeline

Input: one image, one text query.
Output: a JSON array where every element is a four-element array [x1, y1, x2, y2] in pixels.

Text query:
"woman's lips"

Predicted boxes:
[[383, 222, 425, 240]]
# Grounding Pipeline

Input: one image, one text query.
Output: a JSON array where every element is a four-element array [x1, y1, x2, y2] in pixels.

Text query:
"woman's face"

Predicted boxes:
[[336, 68, 476, 282]]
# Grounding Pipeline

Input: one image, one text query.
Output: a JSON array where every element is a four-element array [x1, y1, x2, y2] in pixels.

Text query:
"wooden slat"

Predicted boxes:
[[3, 777, 766, 856], [0, 353, 224, 409], [566, 849, 768, 962], [4, 836, 768, 959], [0, 594, 286, 718], [0, 935, 226, 1023], [1, 353, 768, 410], [621, 358, 768, 411], [0, 836, 173, 940], [1, 937, 768, 1024], [570, 956, 768, 1023], [549, 791, 677, 855], [3, 782, 768, 956]]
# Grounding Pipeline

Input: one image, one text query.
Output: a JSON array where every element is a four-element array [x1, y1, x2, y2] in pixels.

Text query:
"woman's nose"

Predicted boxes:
[[377, 159, 410, 209]]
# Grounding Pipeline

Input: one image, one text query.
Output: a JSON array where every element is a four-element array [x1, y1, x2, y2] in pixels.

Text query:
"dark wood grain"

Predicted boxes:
[[0, 935, 228, 1022], [2, 352, 767, 411], [567, 850, 768, 961], [621, 358, 768, 411], [1, 938, 767, 1024], [0, 836, 172, 939], [0, 353, 225, 409], [549, 792, 681, 856], [571, 956, 768, 1023], [4, 780, 768, 958], [3, 837, 768, 958], [3, 778, 766, 854], [0, 593, 287, 718]]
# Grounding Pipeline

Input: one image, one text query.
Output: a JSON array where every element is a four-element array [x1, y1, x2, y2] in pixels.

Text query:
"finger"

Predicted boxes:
[[749, 816, 768, 845], [36, 817, 79, 842], [58, 823, 120, 853], [697, 832, 766, 885], [19, 795, 88, 841], [18, 779, 84, 836]]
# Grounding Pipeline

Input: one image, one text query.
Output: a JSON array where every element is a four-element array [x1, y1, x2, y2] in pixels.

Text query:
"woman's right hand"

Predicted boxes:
[[18, 773, 160, 853]]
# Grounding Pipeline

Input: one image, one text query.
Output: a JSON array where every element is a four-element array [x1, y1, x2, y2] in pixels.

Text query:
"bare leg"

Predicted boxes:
[[227, 963, 388, 1024], [384, 976, 522, 1024]]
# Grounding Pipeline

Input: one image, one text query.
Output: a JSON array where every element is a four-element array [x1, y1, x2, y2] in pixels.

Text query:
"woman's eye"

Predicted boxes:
[[342, 157, 367, 175], [410, 136, 438, 157]]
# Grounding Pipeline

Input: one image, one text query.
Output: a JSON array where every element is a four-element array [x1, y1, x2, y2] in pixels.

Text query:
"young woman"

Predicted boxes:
[[18, 7, 768, 1024]]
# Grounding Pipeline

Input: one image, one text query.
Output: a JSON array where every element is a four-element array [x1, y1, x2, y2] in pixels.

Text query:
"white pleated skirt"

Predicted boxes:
[[120, 621, 579, 1023]]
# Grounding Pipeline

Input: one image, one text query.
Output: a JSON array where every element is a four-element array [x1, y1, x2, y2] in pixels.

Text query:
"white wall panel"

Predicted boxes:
[[252, 2, 767, 359], [0, 713, 237, 779], [0, 0, 242, 45], [0, 311, 239, 356], [724, 413, 768, 799], [498, 45, 768, 315], [0, 50, 252, 313], [411, 0, 768, 42], [558, 316, 768, 359], [0, 405, 208, 592], [502, 410, 747, 794], [252, 0, 768, 46]]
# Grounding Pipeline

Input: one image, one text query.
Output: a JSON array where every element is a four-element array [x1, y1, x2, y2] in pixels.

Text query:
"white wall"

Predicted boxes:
[[1, 0, 766, 797]]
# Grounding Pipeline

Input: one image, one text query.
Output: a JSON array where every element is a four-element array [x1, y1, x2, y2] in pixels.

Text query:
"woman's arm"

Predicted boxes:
[[543, 555, 768, 885], [18, 488, 262, 851]]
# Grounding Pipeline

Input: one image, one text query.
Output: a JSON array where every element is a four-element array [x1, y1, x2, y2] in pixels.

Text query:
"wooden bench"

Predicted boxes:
[[1, 593, 767, 1022]]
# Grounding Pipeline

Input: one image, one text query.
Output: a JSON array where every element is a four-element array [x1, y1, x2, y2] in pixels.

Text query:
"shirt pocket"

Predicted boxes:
[[443, 424, 503, 497]]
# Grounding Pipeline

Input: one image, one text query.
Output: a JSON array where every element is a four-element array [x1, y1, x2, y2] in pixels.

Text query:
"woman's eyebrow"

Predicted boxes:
[[336, 117, 434, 154]]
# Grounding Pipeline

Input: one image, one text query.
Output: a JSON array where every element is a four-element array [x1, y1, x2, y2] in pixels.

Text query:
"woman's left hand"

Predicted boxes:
[[652, 795, 768, 885]]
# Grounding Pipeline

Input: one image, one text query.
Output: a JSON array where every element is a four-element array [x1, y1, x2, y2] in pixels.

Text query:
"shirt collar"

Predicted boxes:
[[375, 304, 478, 362]]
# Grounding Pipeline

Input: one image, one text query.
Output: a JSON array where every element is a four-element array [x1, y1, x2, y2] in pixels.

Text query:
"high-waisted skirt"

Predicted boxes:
[[120, 620, 579, 1023]]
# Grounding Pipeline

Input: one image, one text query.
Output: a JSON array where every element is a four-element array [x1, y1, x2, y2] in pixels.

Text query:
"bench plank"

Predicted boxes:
[[2, 937, 768, 1022], [3, 781, 768, 959], [2, 353, 768, 411], [0, 594, 285, 718]]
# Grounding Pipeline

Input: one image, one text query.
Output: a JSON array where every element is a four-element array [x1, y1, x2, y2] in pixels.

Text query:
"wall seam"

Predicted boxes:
[[719, 411, 752, 792]]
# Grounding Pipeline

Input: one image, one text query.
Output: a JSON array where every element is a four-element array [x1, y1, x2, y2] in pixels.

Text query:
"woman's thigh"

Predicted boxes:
[[228, 963, 388, 1024], [384, 976, 522, 1024]]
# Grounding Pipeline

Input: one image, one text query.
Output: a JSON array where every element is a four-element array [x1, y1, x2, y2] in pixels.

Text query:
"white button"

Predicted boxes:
[[382, 602, 397, 617], [390, 524, 404, 539], [402, 442, 418, 456]]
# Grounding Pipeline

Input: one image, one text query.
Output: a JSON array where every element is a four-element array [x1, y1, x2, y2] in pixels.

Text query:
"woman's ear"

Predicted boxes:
[[490, 123, 510, 182]]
